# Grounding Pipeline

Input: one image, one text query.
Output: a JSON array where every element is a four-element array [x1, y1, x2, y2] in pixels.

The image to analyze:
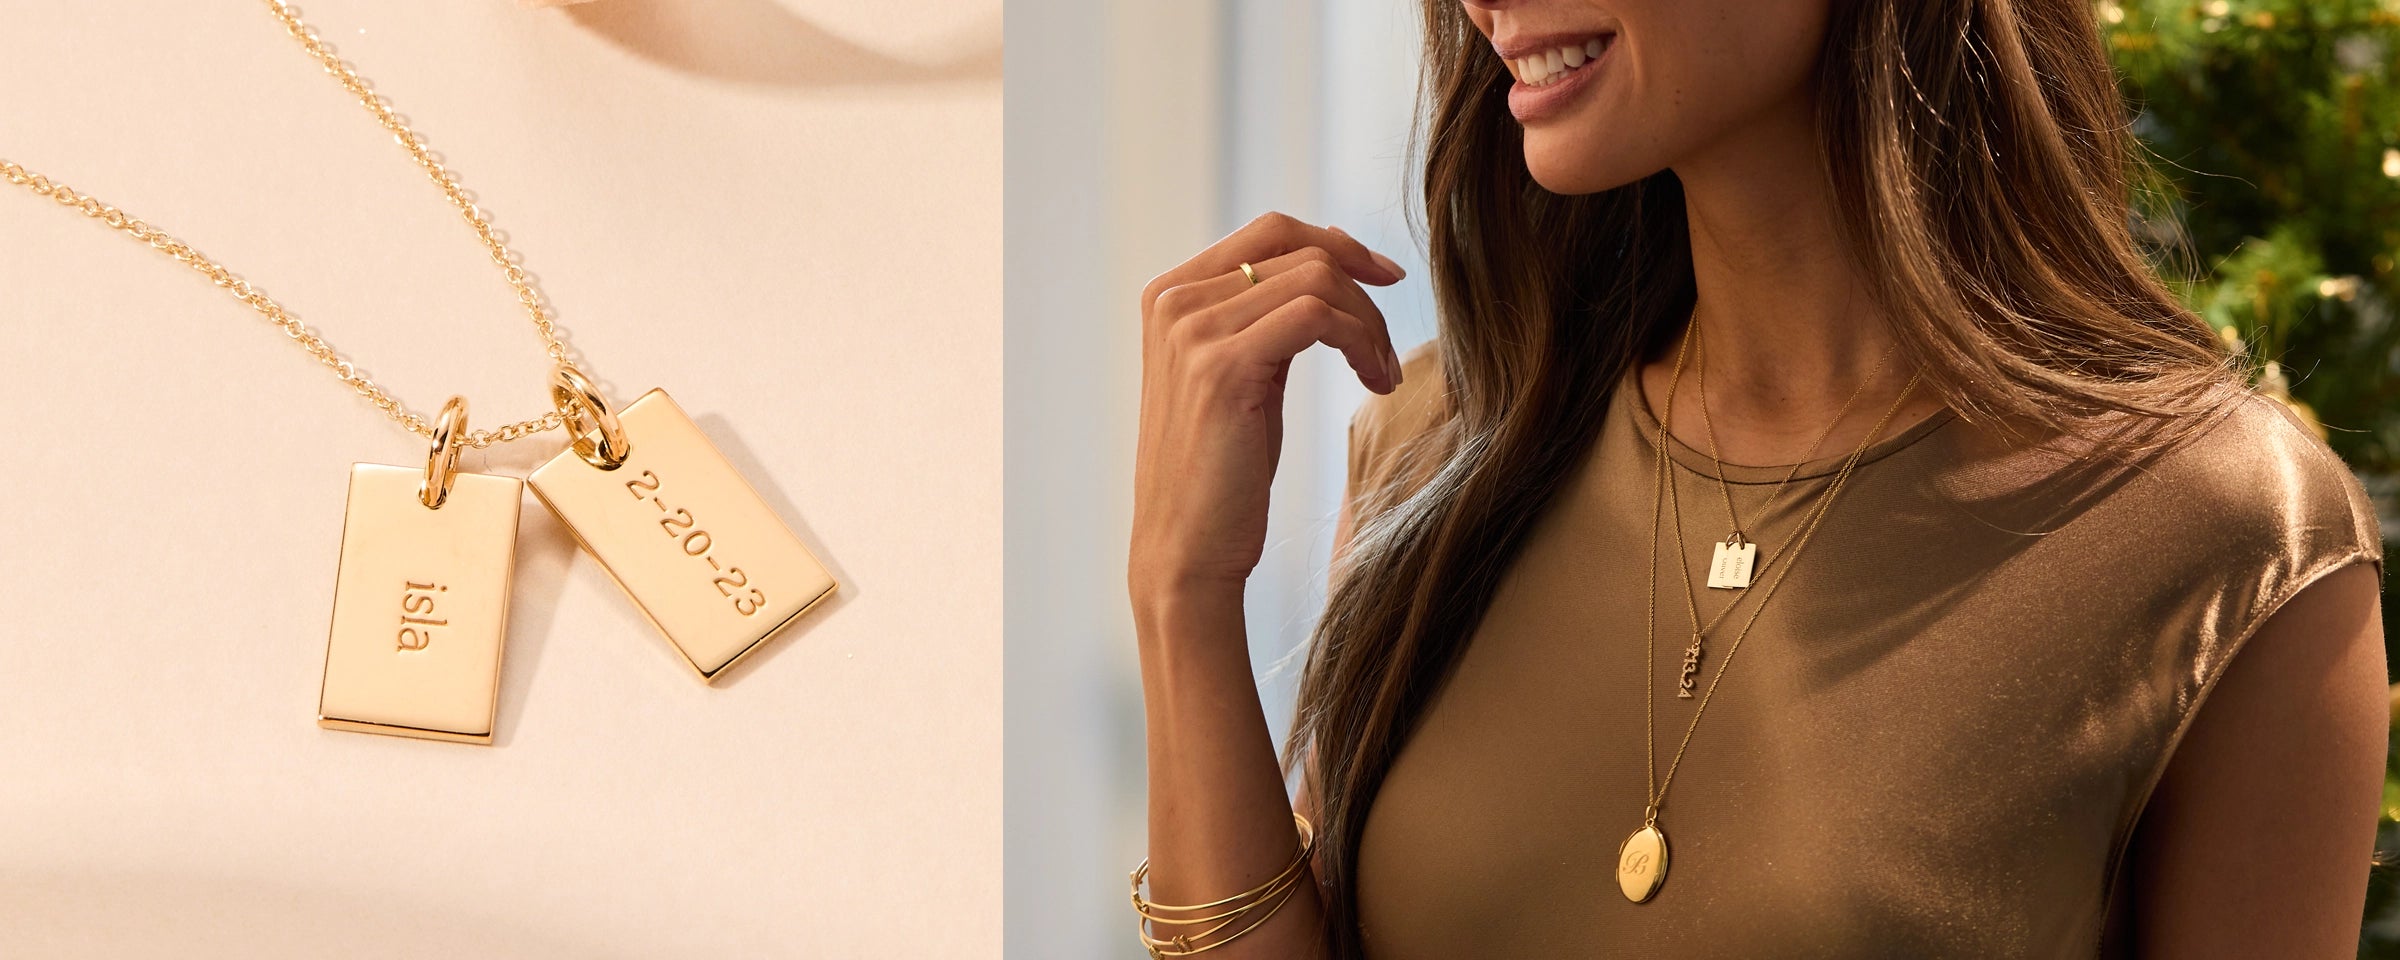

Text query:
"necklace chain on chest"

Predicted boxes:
[[1620, 307, 1924, 902]]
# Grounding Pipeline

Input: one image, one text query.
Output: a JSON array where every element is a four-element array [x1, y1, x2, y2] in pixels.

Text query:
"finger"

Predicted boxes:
[[1184, 247, 1389, 341], [1147, 212, 1404, 312], [1232, 295, 1396, 395], [1326, 225, 1408, 283], [1184, 249, 1398, 385], [1249, 248, 1390, 337]]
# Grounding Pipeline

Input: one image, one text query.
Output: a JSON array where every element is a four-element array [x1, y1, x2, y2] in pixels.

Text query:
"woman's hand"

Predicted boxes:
[[1130, 212, 1408, 605], [1126, 211, 1403, 957]]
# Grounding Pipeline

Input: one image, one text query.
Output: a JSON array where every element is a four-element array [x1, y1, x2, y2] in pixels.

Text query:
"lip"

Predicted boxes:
[[1503, 31, 1616, 124]]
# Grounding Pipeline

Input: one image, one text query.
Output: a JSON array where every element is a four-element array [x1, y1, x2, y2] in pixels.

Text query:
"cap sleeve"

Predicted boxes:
[[1339, 342, 1451, 547], [2128, 389, 2387, 782], [2210, 394, 2387, 633]]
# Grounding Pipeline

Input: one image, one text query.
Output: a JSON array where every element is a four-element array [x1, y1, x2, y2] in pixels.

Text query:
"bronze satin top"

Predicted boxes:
[[1343, 348, 2386, 958]]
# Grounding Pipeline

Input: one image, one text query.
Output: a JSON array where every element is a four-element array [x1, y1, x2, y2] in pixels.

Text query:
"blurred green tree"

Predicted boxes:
[[2102, 1, 2400, 953]]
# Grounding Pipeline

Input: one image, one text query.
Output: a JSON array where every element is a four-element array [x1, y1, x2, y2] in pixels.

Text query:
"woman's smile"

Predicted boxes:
[[1500, 30, 1617, 123]]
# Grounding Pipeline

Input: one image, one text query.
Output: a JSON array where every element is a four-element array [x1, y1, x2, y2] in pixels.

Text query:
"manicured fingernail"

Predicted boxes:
[[1385, 342, 1404, 386], [1332, 225, 1406, 281]]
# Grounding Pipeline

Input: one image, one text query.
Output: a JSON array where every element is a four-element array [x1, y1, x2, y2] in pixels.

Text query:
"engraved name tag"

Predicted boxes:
[[528, 389, 837, 682], [319, 464, 520, 744], [1706, 540, 1756, 590]]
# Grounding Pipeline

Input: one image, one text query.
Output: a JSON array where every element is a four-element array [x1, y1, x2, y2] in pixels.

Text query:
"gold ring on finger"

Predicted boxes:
[[1239, 261, 1260, 286]]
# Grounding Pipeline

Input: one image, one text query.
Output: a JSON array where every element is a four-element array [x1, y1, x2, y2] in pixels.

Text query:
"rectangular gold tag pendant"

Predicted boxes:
[[318, 464, 521, 744], [528, 388, 838, 683], [1706, 540, 1756, 590]]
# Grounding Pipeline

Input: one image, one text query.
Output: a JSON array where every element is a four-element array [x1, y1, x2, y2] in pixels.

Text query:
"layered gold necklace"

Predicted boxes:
[[1618, 310, 1922, 902], [1662, 329, 1901, 696], [2, 1, 838, 743]]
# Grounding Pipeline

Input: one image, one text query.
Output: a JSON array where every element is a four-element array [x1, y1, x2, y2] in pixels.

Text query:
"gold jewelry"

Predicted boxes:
[[550, 364, 632, 469], [1626, 320, 1924, 902], [1659, 311, 1900, 696], [4, 1, 842, 743], [1130, 813, 1316, 956], [419, 396, 471, 510], [0, 158, 567, 449], [1239, 261, 1261, 285], [322, 403, 527, 745], [1689, 313, 1898, 591], [1654, 318, 1781, 696], [0, 4, 574, 449]]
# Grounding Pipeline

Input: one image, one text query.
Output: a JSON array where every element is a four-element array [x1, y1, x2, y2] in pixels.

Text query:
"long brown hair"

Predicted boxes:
[[1286, 0, 2248, 954]]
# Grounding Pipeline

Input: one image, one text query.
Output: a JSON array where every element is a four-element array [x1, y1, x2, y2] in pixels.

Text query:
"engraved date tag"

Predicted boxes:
[[528, 389, 837, 682], [319, 464, 520, 744], [1706, 539, 1756, 590]]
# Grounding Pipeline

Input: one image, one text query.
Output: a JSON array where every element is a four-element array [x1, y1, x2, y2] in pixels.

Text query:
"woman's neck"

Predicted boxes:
[[1638, 97, 1948, 468]]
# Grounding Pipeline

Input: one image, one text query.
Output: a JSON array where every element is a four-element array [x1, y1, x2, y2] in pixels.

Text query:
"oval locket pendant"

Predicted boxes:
[[1617, 824, 1670, 902]]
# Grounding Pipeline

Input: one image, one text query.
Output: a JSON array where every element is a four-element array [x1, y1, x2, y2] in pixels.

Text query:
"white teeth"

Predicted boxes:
[[1512, 36, 1609, 87]]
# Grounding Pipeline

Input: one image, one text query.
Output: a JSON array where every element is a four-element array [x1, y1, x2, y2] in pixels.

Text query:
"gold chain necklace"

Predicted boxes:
[[1691, 318, 1898, 591], [1621, 320, 1923, 903], [3, 1, 838, 742], [4, 5, 568, 450], [1657, 315, 1899, 698]]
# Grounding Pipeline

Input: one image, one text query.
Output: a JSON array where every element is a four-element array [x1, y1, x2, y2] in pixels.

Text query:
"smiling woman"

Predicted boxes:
[[1110, 0, 2389, 958]]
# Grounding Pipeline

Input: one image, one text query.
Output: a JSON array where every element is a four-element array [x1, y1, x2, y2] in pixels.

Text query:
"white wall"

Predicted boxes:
[[1005, 1, 1430, 953]]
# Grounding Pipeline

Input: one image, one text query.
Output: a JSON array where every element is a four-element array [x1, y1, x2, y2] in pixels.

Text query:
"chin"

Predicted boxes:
[[1522, 136, 1653, 197]]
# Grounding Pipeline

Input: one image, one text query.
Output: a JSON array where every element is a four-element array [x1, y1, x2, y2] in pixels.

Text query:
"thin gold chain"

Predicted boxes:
[[1695, 316, 1898, 542], [1641, 327, 1699, 813], [0, 0, 572, 449], [1642, 321, 1923, 820], [1659, 315, 1900, 641]]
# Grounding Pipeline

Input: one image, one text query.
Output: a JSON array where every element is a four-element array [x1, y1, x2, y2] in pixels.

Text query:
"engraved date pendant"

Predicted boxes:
[[1617, 822, 1670, 903], [528, 369, 838, 683], [1707, 536, 1756, 590], [319, 397, 517, 745]]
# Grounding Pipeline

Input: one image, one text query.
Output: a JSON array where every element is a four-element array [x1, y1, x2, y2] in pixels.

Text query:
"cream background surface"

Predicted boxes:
[[0, 2, 999, 956]]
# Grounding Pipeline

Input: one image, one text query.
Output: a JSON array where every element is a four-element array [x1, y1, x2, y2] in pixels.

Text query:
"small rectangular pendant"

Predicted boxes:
[[318, 464, 521, 744], [528, 389, 838, 683], [1706, 540, 1756, 590]]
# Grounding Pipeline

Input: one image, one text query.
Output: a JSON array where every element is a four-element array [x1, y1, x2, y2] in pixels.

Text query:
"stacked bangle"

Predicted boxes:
[[1129, 813, 1318, 957]]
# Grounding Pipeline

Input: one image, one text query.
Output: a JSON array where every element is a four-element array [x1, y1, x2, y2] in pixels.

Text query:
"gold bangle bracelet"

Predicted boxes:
[[1135, 854, 1311, 926], [1130, 813, 1314, 914], [1129, 813, 1317, 956], [1137, 877, 1304, 957], [1135, 867, 1308, 954]]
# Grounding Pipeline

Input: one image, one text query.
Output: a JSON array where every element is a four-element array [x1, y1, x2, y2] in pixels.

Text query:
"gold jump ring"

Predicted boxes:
[[551, 365, 630, 469], [419, 395, 468, 509]]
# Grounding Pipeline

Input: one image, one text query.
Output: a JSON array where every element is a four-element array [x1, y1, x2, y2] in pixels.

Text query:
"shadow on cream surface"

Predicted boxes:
[[565, 0, 1001, 88]]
